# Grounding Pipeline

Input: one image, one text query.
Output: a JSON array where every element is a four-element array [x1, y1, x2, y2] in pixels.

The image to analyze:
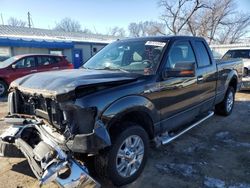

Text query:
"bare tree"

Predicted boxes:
[[141, 21, 166, 36], [107, 27, 126, 37], [128, 21, 165, 37], [8, 17, 26, 27], [217, 13, 250, 44], [205, 0, 235, 44], [185, 0, 249, 44], [128, 23, 141, 37], [54, 17, 82, 32], [186, 8, 210, 37], [82, 28, 93, 34], [158, 0, 206, 35]]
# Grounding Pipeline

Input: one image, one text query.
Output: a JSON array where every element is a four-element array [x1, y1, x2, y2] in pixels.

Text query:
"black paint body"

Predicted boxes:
[[9, 36, 243, 153]]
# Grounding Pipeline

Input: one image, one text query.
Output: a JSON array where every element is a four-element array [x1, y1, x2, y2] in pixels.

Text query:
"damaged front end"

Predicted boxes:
[[0, 115, 100, 188], [1, 88, 112, 188], [1, 68, 140, 187]]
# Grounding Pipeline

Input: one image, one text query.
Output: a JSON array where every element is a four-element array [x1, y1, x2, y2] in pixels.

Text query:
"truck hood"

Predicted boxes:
[[10, 69, 139, 101]]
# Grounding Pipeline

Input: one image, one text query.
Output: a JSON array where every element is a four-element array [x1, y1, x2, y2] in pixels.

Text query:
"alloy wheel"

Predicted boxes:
[[116, 135, 144, 178]]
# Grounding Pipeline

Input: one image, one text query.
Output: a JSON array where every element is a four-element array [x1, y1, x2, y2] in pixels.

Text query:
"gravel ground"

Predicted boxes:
[[0, 92, 250, 188]]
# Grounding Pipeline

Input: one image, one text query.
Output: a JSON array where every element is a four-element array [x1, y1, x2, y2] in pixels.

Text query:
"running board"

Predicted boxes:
[[160, 111, 214, 145]]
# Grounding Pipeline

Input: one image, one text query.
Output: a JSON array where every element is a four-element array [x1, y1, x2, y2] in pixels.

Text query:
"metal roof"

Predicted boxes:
[[0, 25, 116, 44], [0, 37, 74, 48]]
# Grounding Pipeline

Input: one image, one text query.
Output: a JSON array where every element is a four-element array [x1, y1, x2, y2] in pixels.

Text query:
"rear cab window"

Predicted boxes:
[[194, 41, 211, 67]]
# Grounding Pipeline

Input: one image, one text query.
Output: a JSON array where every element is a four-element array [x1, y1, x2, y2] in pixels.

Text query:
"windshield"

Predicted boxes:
[[0, 56, 20, 69], [83, 40, 167, 75], [223, 50, 250, 60]]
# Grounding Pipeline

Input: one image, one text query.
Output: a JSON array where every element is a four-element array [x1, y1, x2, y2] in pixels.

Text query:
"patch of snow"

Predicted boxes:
[[155, 163, 197, 177], [215, 132, 250, 148], [229, 183, 250, 188], [236, 142, 250, 148], [183, 143, 207, 154], [204, 176, 226, 188], [215, 131, 231, 140]]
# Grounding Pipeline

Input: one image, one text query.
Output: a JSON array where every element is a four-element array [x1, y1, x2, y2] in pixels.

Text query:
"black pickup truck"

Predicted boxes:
[[0, 36, 243, 187]]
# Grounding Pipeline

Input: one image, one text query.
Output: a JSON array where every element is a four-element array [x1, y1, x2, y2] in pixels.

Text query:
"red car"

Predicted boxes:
[[0, 54, 73, 97]]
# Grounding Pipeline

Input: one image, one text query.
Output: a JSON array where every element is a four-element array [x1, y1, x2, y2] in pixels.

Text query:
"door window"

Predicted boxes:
[[15, 57, 36, 69], [37, 56, 57, 66], [166, 42, 195, 69], [166, 41, 196, 70]]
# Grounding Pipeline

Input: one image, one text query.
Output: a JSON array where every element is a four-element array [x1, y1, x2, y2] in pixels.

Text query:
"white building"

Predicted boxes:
[[0, 25, 117, 68]]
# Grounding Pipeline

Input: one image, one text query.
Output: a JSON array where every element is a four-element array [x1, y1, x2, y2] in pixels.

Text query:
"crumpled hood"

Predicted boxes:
[[10, 69, 138, 100]]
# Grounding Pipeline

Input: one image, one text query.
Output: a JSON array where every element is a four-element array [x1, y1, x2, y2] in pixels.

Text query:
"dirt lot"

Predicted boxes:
[[0, 92, 250, 188]]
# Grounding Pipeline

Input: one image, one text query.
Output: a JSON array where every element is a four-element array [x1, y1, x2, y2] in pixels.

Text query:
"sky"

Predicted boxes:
[[0, 0, 250, 35]]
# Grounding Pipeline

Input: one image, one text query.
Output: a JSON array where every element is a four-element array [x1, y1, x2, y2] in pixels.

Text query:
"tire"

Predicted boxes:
[[0, 142, 23, 157], [0, 80, 8, 97], [94, 123, 149, 186], [215, 86, 235, 116]]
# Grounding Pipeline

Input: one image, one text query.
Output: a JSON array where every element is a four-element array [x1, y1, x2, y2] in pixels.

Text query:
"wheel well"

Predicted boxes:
[[229, 77, 237, 91], [0, 78, 8, 85], [108, 111, 154, 140], [244, 67, 248, 76]]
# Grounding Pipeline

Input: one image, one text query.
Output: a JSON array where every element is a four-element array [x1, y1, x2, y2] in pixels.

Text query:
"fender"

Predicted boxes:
[[225, 69, 238, 90], [100, 95, 160, 127]]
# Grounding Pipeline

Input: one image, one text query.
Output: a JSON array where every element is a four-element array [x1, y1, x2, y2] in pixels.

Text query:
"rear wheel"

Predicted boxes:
[[0, 80, 8, 97], [215, 86, 235, 116], [95, 123, 149, 186]]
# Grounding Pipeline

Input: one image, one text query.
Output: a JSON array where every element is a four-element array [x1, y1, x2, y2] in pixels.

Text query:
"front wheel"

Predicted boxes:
[[215, 86, 235, 116], [95, 123, 149, 186]]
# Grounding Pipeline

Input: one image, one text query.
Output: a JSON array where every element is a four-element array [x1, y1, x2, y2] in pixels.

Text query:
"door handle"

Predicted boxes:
[[52, 67, 59, 70], [197, 76, 203, 81], [30, 70, 37, 73]]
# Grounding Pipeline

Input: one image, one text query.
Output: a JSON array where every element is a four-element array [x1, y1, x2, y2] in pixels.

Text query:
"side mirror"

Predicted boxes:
[[162, 62, 195, 78], [11, 64, 16, 69]]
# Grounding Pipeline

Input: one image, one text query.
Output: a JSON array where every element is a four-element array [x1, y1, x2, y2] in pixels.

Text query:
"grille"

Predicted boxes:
[[17, 92, 65, 130]]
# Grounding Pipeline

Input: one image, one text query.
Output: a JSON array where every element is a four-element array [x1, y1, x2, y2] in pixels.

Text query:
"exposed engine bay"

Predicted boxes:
[[8, 89, 111, 154], [8, 89, 95, 137]]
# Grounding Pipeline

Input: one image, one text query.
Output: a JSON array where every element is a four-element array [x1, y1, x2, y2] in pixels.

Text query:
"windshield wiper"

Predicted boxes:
[[81, 66, 90, 69]]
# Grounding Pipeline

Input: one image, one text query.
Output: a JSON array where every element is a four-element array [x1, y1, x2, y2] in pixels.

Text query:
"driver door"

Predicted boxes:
[[158, 40, 202, 132]]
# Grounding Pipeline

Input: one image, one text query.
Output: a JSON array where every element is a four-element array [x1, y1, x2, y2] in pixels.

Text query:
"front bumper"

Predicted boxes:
[[241, 76, 250, 90], [0, 116, 100, 188]]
